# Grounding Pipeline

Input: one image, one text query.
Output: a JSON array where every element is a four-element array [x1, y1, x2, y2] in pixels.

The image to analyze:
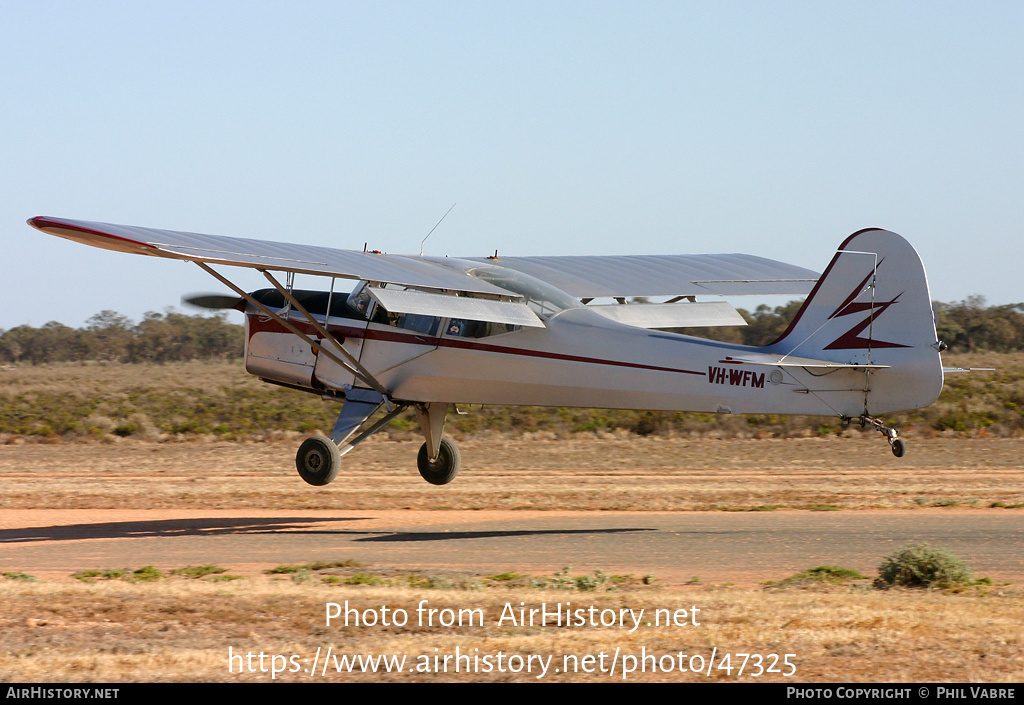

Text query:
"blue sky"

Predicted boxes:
[[2, 1, 1022, 329]]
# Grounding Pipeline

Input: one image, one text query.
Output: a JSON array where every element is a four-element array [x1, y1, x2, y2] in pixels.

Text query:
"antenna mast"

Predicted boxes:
[[419, 203, 457, 256]]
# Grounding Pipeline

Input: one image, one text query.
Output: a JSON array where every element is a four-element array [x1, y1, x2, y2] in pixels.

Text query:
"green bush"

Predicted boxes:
[[792, 566, 867, 584], [170, 564, 227, 579], [874, 543, 973, 589], [764, 565, 867, 589]]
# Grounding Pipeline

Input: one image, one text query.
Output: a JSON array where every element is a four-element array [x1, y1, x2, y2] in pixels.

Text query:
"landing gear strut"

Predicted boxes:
[[845, 414, 906, 457], [293, 391, 463, 486], [294, 388, 405, 487]]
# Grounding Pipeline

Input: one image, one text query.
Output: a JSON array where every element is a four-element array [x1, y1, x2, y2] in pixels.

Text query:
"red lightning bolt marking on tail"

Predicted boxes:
[[824, 262, 909, 350]]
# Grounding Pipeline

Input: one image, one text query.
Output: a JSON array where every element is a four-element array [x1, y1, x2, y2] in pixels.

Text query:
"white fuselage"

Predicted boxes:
[[244, 299, 939, 419]]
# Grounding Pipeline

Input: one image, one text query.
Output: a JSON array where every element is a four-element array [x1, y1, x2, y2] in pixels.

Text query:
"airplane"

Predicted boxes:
[[28, 216, 948, 487]]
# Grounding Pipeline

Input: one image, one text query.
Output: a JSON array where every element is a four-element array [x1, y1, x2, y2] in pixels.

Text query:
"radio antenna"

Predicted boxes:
[[419, 203, 456, 256]]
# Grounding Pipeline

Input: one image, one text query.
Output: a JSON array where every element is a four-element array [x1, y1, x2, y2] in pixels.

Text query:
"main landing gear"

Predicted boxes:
[[295, 435, 342, 486], [293, 389, 461, 487], [845, 414, 906, 457], [417, 437, 461, 485]]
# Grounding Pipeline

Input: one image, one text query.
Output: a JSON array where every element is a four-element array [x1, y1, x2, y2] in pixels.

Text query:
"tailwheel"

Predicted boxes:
[[417, 437, 461, 485], [296, 435, 341, 486], [846, 415, 906, 458]]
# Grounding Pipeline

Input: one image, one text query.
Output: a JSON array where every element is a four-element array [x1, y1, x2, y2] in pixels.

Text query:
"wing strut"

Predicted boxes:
[[194, 262, 389, 398], [257, 269, 390, 401]]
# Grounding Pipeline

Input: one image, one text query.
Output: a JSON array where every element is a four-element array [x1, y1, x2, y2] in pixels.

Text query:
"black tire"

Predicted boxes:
[[417, 437, 461, 485], [296, 435, 341, 486], [891, 438, 906, 458]]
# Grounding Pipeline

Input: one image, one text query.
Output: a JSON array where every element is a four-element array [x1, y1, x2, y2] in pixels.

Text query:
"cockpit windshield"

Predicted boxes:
[[346, 259, 581, 332], [463, 265, 581, 319]]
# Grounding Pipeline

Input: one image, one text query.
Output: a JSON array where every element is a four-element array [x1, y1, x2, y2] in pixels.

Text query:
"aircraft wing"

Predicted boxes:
[[27, 216, 512, 297], [29, 216, 818, 301], [465, 253, 818, 298]]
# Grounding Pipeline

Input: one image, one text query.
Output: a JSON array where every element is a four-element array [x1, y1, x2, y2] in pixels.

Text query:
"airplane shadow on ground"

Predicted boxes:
[[0, 518, 655, 544], [354, 529, 654, 542], [0, 517, 373, 543]]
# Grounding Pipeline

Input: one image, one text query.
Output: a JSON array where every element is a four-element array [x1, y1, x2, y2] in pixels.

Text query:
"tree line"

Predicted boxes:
[[0, 311, 244, 364], [1, 295, 1022, 365], [669, 295, 1024, 352]]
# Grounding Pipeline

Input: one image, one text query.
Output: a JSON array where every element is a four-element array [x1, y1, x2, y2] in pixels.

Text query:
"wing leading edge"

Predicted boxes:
[[27, 216, 511, 297]]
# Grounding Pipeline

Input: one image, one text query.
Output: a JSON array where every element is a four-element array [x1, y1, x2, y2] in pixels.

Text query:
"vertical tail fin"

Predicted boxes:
[[765, 229, 943, 414]]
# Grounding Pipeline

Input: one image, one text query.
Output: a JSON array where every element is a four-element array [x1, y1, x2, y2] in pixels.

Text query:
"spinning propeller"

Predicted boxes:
[[181, 293, 245, 311]]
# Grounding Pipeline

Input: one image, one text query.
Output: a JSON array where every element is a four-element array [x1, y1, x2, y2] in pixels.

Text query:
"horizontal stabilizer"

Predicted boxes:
[[720, 353, 889, 369]]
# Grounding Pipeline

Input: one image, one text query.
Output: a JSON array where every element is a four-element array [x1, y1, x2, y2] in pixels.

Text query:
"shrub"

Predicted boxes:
[[792, 566, 867, 584], [874, 543, 973, 589], [2, 571, 37, 582], [71, 569, 126, 582], [130, 565, 163, 582], [764, 565, 867, 589], [170, 564, 227, 579]]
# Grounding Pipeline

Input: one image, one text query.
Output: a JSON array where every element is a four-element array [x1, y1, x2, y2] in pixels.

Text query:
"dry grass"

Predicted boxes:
[[1, 435, 1022, 511], [0, 360, 253, 395], [1, 571, 1021, 683], [3, 352, 1024, 441]]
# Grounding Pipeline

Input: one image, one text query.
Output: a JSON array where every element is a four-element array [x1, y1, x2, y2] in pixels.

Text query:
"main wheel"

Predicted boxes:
[[417, 437, 461, 485], [891, 438, 906, 458], [296, 435, 341, 486]]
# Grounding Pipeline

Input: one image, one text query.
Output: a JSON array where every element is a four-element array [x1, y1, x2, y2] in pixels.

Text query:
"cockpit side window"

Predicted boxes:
[[346, 282, 374, 319]]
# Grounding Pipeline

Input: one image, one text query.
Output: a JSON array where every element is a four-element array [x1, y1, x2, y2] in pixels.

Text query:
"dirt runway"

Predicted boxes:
[[2, 507, 1023, 586], [2, 436, 1022, 585]]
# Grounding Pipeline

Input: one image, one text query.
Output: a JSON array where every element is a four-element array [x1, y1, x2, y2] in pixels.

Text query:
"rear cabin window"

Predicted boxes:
[[371, 307, 441, 336], [444, 319, 520, 338]]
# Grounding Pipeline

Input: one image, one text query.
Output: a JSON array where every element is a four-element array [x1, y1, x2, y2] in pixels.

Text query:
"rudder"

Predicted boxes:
[[765, 228, 944, 414]]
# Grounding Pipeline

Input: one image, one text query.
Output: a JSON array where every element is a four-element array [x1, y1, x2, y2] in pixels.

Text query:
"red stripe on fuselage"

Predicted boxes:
[[246, 313, 705, 377]]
